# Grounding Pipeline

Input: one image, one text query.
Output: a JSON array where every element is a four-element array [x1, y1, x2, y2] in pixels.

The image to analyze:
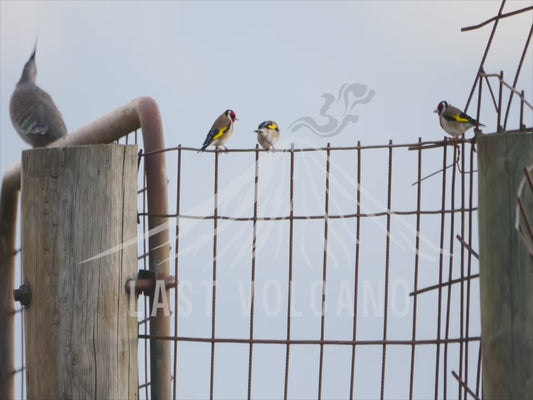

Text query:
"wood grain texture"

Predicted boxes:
[[21, 145, 138, 399], [478, 132, 533, 399]]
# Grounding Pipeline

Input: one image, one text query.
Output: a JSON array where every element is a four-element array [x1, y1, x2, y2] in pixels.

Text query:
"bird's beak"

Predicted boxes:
[[433, 109, 438, 113], [254, 129, 260, 133]]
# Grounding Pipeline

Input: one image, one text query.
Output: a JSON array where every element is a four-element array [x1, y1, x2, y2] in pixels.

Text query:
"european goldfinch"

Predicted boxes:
[[254, 120, 280, 151], [434, 101, 484, 137], [10, 43, 67, 147], [199, 109, 238, 152]]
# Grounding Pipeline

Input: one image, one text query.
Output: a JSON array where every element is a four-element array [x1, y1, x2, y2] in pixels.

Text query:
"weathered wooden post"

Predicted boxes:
[[21, 145, 139, 398], [477, 132, 533, 399]]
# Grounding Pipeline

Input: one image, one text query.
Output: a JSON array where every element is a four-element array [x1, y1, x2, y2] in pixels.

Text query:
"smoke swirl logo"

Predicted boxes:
[[289, 82, 375, 137]]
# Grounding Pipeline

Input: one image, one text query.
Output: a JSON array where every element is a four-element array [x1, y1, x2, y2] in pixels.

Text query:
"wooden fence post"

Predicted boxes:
[[21, 145, 139, 398], [477, 132, 533, 399]]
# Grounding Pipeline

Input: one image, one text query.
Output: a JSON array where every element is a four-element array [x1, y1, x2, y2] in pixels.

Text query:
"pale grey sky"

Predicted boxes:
[[2, 1, 531, 164], [1, 1, 531, 399]]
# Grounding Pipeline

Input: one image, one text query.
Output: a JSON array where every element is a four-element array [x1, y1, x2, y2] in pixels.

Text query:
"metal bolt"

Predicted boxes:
[[125, 271, 176, 296], [14, 284, 32, 307]]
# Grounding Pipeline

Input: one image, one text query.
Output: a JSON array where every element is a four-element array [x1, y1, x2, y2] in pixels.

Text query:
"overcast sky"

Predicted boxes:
[[1, 1, 531, 163], [1, 1, 532, 399]]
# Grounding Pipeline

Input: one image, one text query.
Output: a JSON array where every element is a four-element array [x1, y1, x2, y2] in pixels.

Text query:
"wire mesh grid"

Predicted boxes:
[[135, 137, 481, 400]]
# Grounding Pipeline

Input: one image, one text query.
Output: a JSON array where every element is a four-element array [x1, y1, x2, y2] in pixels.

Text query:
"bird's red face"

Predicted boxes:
[[226, 110, 238, 122], [434, 101, 447, 115]]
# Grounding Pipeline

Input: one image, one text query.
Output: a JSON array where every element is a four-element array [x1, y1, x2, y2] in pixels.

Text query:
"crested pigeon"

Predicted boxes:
[[10, 44, 67, 147]]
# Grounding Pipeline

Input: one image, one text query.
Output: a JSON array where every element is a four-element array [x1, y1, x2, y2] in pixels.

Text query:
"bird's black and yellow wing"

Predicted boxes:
[[200, 119, 231, 151]]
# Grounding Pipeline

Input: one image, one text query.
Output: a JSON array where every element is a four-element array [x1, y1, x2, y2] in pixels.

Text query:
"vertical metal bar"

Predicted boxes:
[[476, 70, 483, 132], [247, 145, 260, 400], [459, 142, 467, 400], [0, 175, 18, 399], [475, 341, 482, 398], [443, 144, 459, 399], [172, 145, 183, 400], [463, 142, 476, 400], [349, 141, 362, 400], [464, 0, 507, 112], [497, 71, 503, 132], [482, 74, 498, 111], [142, 164, 150, 399], [503, 23, 533, 130], [379, 140, 393, 400], [520, 90, 525, 130], [210, 151, 220, 400], [476, 70, 484, 132], [317, 143, 331, 400], [409, 138, 423, 399], [283, 144, 295, 400], [20, 254, 25, 398], [138, 99, 171, 400], [434, 141, 448, 399]]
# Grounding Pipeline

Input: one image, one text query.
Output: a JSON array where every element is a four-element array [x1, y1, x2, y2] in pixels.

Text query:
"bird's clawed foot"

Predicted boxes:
[[446, 136, 461, 149]]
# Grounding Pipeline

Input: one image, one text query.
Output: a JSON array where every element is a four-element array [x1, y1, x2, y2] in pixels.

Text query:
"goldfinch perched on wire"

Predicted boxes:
[[434, 101, 484, 137], [199, 109, 238, 152], [254, 120, 280, 151]]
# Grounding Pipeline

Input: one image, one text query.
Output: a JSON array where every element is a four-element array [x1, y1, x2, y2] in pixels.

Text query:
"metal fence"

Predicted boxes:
[[135, 138, 481, 399]]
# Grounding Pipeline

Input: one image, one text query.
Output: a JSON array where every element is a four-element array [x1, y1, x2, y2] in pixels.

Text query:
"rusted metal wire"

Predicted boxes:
[[317, 144, 331, 400], [409, 274, 480, 298], [138, 334, 482, 346], [503, 22, 533, 130], [464, 0, 506, 114], [408, 138, 423, 400], [171, 145, 182, 400], [443, 144, 459, 399], [456, 235, 480, 260], [379, 140, 394, 400], [463, 1, 533, 134], [139, 207, 479, 220], [476, 345, 483, 398], [247, 145, 260, 400], [480, 73, 533, 111], [283, 144, 296, 400], [452, 371, 480, 400], [141, 165, 150, 400], [209, 151, 220, 400], [464, 143, 478, 400], [434, 139, 448, 400], [349, 140, 362, 400], [458, 141, 467, 400], [461, 5, 533, 32], [143, 140, 453, 156]]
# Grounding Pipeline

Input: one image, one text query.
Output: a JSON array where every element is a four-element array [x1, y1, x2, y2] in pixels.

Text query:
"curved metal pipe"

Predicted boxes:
[[0, 96, 171, 399]]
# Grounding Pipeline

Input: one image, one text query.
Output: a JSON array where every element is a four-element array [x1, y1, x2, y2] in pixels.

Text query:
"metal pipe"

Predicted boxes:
[[0, 171, 18, 399], [0, 96, 170, 399]]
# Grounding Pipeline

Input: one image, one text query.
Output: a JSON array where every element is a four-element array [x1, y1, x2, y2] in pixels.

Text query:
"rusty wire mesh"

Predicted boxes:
[[134, 137, 482, 400]]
